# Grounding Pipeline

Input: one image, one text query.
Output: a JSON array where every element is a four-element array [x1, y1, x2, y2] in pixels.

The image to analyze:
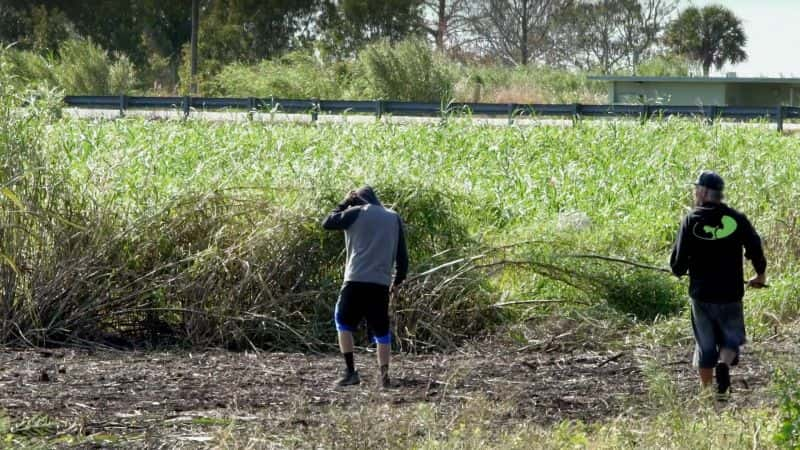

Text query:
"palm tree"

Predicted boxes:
[[664, 5, 746, 77]]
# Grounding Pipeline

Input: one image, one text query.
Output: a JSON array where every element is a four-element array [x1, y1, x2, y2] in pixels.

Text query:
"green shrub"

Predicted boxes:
[[635, 54, 697, 77], [453, 64, 605, 104], [108, 53, 137, 94], [1, 41, 139, 94], [774, 368, 800, 448], [0, 47, 57, 89], [510, 242, 685, 321], [55, 39, 111, 94], [354, 37, 454, 102], [601, 268, 685, 320], [204, 51, 349, 99]]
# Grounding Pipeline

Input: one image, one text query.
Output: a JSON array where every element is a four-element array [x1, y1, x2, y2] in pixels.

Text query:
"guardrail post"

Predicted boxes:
[[311, 98, 319, 122], [776, 106, 784, 132], [119, 95, 128, 118], [248, 97, 256, 121], [704, 105, 716, 125], [572, 103, 581, 125], [182, 96, 190, 118], [267, 96, 276, 121], [507, 103, 514, 125], [640, 104, 651, 124], [375, 100, 383, 120]]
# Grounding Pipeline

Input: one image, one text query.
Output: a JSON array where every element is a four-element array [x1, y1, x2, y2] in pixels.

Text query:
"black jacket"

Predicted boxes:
[[670, 203, 766, 303]]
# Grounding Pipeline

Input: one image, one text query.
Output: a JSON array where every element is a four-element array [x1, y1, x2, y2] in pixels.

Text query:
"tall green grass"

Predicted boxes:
[[3, 67, 800, 347]]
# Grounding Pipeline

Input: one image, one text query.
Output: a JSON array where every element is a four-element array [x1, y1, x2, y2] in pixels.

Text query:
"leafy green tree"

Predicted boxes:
[[320, 0, 425, 58], [545, 0, 676, 74], [179, 0, 321, 94], [0, 2, 25, 43], [0, 1, 186, 66], [199, 0, 320, 63], [0, 1, 75, 52], [664, 5, 746, 76], [27, 5, 74, 52]]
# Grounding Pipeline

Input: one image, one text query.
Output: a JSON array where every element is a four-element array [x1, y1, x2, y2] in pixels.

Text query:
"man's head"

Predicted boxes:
[[693, 170, 724, 205], [347, 186, 382, 206]]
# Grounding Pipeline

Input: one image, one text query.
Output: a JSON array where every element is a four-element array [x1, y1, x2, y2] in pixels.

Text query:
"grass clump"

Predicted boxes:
[[601, 268, 684, 320], [494, 240, 684, 321], [774, 368, 800, 448]]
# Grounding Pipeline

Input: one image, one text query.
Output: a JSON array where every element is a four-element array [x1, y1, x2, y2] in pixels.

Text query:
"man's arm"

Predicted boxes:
[[741, 214, 767, 285], [392, 217, 409, 288], [670, 216, 691, 277], [321, 201, 361, 230]]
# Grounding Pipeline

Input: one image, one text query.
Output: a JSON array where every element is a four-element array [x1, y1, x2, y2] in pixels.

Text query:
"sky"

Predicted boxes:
[[687, 0, 800, 77]]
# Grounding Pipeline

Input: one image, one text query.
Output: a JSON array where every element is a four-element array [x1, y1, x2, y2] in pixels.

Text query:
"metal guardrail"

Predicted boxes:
[[62, 95, 800, 131]]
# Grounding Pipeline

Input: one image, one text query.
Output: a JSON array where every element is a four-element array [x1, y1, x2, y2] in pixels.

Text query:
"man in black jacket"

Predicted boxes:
[[670, 171, 767, 394]]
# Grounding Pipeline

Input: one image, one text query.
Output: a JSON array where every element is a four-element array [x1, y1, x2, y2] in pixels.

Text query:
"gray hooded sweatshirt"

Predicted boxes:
[[322, 187, 408, 287]]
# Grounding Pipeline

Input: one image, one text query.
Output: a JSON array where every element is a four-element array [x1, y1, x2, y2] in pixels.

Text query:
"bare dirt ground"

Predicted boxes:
[[0, 332, 789, 448]]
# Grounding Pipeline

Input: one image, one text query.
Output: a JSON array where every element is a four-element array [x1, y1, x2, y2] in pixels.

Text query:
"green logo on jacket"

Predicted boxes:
[[694, 215, 738, 240]]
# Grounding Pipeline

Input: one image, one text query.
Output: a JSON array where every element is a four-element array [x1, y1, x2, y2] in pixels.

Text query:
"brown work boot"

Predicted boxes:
[[335, 370, 360, 387]]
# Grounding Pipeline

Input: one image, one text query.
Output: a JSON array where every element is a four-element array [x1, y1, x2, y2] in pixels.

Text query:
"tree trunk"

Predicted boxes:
[[436, 0, 446, 51], [521, 0, 529, 65]]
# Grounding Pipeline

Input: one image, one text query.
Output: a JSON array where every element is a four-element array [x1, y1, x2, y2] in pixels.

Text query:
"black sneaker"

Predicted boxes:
[[715, 363, 731, 394], [379, 365, 391, 389], [379, 372, 391, 389], [336, 370, 360, 387]]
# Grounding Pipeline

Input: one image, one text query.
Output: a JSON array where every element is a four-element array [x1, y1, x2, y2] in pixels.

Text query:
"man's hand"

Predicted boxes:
[[341, 190, 358, 207], [747, 273, 767, 288]]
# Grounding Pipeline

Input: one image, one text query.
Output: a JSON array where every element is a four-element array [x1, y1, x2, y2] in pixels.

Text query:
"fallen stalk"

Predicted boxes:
[[561, 253, 671, 273], [492, 299, 588, 308]]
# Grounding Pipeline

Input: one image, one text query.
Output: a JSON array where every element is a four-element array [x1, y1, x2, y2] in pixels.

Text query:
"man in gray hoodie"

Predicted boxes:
[[322, 186, 408, 388]]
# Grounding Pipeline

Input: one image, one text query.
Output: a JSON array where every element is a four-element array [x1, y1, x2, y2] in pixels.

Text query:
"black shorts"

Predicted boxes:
[[691, 299, 746, 368], [334, 281, 391, 344]]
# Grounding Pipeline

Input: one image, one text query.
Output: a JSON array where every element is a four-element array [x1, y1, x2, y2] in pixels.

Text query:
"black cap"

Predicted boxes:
[[694, 171, 724, 191]]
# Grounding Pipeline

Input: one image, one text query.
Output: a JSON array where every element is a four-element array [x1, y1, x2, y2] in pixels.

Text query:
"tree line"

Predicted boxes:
[[0, 0, 747, 93]]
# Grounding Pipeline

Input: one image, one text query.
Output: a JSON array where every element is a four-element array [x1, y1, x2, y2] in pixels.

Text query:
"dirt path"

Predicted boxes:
[[0, 335, 785, 448]]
